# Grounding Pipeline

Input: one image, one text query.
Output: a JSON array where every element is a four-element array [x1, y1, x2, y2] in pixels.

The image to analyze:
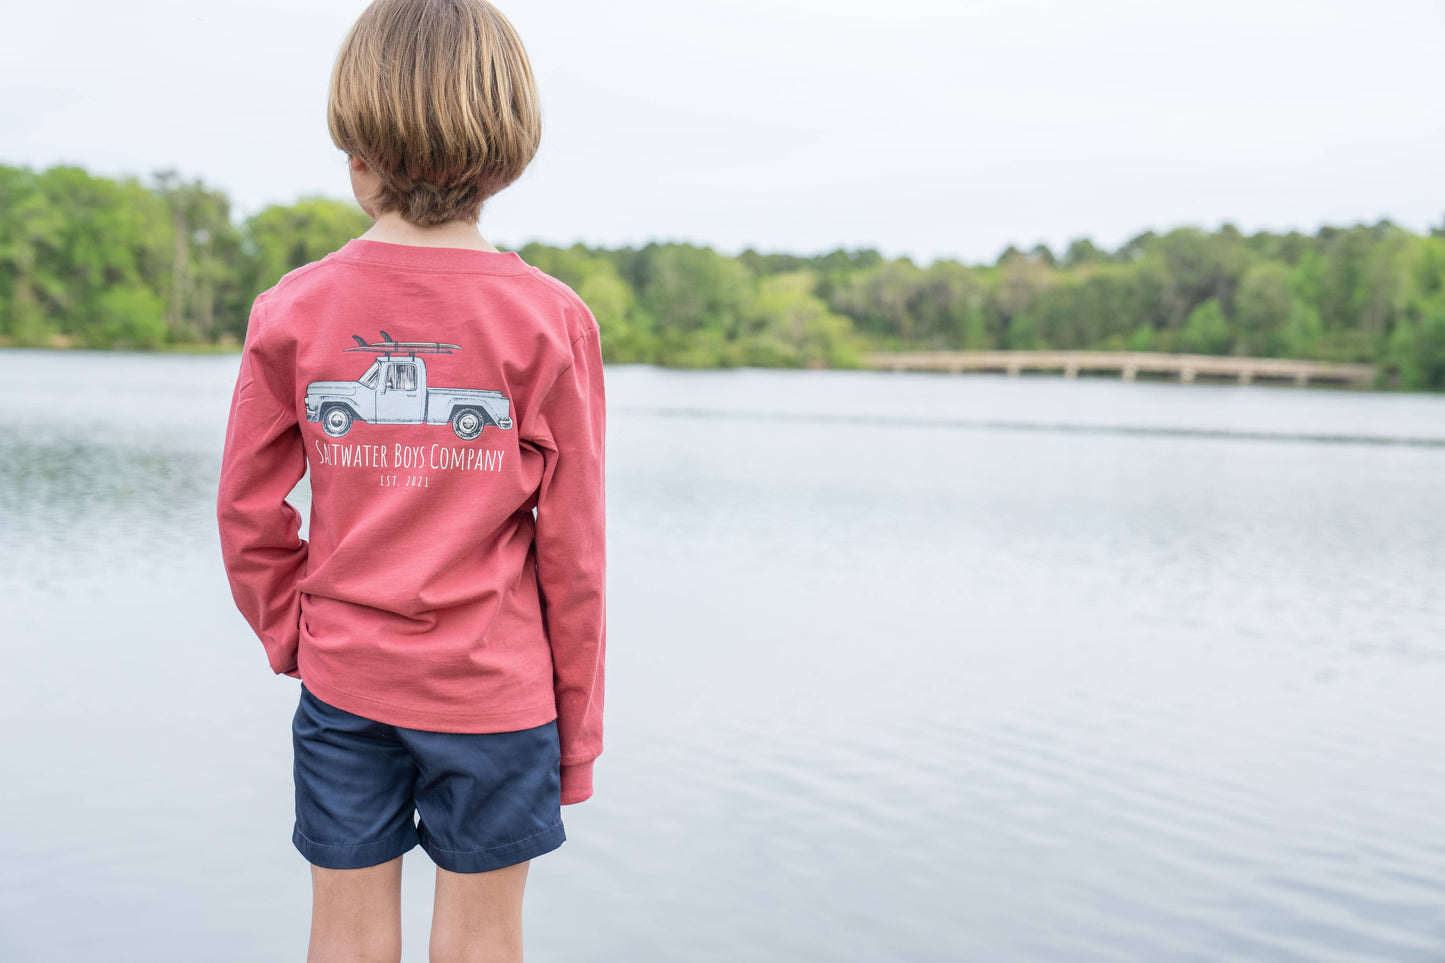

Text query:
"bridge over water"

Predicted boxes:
[[864, 350, 1378, 388]]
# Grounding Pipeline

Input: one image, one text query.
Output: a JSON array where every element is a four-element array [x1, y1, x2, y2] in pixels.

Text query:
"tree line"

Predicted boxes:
[[3, 162, 1444, 388]]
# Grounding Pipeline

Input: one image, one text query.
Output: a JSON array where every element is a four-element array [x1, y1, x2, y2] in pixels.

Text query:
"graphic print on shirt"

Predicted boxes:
[[304, 331, 514, 442]]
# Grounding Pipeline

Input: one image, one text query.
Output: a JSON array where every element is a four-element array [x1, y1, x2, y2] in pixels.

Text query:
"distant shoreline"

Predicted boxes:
[[0, 337, 240, 355], [4, 163, 1441, 388], [862, 349, 1378, 389], [0, 341, 1392, 390]]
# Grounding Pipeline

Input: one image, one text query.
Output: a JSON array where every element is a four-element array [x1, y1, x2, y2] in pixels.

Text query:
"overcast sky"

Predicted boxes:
[[2, 0, 1442, 264]]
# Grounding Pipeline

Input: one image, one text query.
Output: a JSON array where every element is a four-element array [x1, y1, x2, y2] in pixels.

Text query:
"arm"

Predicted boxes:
[[533, 325, 607, 804], [216, 295, 308, 680]]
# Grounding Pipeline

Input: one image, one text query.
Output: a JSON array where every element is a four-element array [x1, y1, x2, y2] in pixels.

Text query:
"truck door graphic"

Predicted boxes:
[[304, 332, 513, 440]]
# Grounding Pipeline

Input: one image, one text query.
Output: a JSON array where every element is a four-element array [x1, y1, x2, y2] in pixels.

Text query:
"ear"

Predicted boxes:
[[348, 154, 368, 173]]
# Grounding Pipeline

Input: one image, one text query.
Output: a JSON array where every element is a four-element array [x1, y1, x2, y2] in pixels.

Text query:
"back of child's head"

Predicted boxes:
[[327, 0, 541, 227]]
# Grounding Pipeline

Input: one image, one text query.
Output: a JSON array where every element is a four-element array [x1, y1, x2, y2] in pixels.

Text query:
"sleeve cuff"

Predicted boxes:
[[560, 760, 594, 805]]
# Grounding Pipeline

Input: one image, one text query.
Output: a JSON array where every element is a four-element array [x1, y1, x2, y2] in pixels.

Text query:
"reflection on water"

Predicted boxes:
[[0, 435, 218, 583], [2, 349, 1443, 962]]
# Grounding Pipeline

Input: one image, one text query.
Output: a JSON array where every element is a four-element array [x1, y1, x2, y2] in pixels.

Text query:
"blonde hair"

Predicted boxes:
[[327, 0, 542, 226]]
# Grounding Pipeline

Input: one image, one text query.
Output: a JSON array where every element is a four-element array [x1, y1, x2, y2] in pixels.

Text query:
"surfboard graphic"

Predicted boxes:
[[345, 330, 461, 355]]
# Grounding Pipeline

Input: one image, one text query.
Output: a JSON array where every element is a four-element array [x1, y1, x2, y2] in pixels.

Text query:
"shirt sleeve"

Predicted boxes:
[[532, 324, 607, 804], [216, 294, 308, 680]]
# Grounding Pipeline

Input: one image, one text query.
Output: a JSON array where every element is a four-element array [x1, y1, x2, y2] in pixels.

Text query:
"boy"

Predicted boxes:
[[215, 1, 604, 960]]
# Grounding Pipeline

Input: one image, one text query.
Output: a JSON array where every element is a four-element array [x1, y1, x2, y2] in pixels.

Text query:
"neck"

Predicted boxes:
[[359, 212, 501, 252]]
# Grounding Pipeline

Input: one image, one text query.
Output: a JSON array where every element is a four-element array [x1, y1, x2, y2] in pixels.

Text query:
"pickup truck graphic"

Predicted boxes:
[[304, 332, 513, 441]]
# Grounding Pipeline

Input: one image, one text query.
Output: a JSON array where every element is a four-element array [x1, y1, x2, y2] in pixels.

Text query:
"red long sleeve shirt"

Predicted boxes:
[[216, 238, 605, 804]]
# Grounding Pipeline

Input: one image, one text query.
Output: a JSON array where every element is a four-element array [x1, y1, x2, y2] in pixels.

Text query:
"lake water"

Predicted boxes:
[[1, 350, 1443, 962]]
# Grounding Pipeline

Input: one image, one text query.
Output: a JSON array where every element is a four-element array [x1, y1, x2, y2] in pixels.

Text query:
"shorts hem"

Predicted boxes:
[[419, 818, 566, 874], [293, 823, 420, 870]]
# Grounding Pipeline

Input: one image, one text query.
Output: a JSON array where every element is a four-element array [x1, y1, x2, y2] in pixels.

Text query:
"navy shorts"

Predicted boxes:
[[291, 682, 566, 873]]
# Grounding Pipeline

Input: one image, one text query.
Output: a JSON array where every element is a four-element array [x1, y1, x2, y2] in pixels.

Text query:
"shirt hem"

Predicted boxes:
[[300, 673, 558, 734]]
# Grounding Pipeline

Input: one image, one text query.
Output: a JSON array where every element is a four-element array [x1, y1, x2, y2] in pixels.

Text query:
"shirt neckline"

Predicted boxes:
[[334, 237, 531, 274]]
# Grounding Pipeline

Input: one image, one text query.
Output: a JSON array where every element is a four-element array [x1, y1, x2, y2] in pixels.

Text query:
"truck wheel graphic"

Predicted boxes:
[[451, 407, 485, 440], [321, 404, 354, 438]]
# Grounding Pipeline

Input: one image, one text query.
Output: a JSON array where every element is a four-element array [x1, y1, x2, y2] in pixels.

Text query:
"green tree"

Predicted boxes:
[[0, 165, 66, 344], [241, 197, 371, 306], [0, 165, 172, 348], [151, 170, 241, 343], [1276, 301, 1324, 358], [634, 243, 752, 342], [1387, 297, 1445, 390], [826, 259, 924, 344], [574, 260, 655, 364], [1063, 237, 1107, 267], [1235, 262, 1293, 356], [1180, 298, 1232, 354], [747, 271, 864, 368]]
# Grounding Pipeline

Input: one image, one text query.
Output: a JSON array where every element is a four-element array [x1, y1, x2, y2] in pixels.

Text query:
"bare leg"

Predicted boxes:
[[307, 855, 404, 963], [430, 860, 531, 963]]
